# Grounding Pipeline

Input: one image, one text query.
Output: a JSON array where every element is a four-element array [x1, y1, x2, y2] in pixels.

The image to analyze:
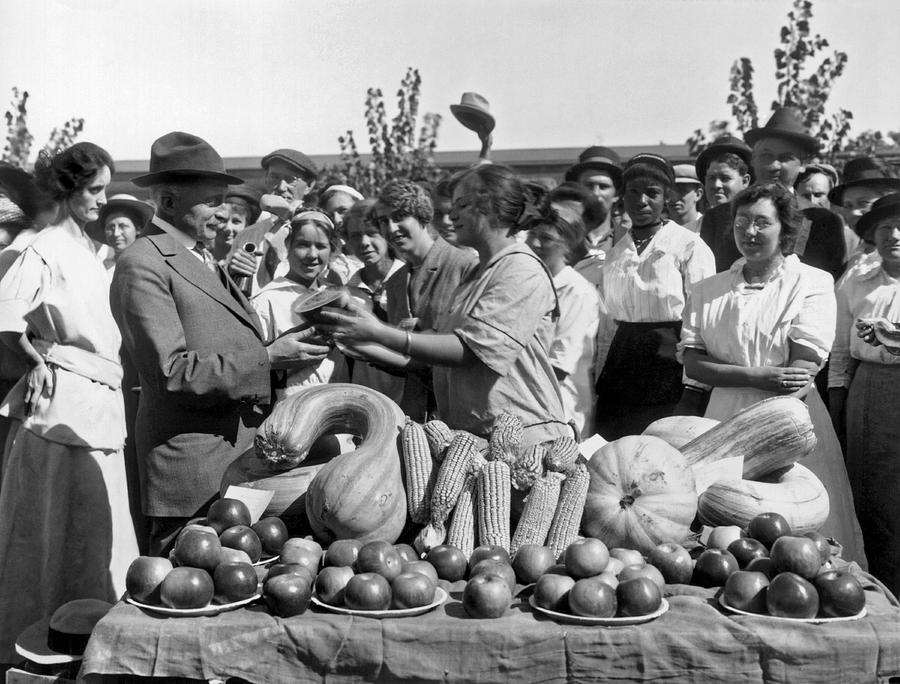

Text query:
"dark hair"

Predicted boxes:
[[0, 163, 55, 219], [534, 205, 588, 265], [731, 182, 802, 254], [377, 179, 433, 225], [289, 210, 340, 254], [546, 181, 609, 230], [433, 178, 453, 202], [448, 164, 529, 234], [705, 152, 750, 178], [793, 166, 834, 190], [343, 199, 398, 260], [33, 142, 114, 201]]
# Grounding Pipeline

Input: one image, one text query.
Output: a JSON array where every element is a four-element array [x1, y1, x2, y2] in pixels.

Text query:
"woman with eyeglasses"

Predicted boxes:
[[678, 183, 866, 565], [317, 164, 571, 444]]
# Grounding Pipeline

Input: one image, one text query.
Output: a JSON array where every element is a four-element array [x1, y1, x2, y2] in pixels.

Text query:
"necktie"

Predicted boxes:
[[194, 241, 217, 272]]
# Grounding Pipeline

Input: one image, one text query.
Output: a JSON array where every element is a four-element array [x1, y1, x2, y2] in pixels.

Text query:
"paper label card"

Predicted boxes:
[[579, 434, 609, 462]]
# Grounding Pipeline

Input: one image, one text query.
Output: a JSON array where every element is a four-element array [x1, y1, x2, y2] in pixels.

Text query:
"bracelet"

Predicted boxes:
[[404, 330, 412, 356]]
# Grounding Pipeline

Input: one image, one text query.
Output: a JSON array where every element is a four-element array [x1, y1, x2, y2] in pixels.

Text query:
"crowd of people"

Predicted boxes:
[[0, 104, 899, 663]]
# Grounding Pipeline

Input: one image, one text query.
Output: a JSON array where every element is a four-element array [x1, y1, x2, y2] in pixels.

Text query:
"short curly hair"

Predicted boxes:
[[731, 182, 803, 254], [377, 180, 433, 225], [33, 142, 114, 201]]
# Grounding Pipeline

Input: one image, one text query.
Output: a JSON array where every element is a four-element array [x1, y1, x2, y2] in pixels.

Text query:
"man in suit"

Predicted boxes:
[[111, 132, 331, 555]]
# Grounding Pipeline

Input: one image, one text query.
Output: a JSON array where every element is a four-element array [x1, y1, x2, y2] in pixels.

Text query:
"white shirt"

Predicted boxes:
[[829, 265, 900, 388]]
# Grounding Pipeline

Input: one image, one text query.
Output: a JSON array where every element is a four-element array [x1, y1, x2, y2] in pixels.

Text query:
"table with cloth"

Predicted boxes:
[[79, 561, 900, 683]]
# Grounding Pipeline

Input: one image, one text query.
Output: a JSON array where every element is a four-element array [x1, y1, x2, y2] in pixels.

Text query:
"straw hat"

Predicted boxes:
[[15, 599, 113, 665]]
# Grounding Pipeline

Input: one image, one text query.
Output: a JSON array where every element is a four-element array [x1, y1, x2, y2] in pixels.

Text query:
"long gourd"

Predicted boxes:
[[697, 463, 830, 533], [679, 396, 816, 481]]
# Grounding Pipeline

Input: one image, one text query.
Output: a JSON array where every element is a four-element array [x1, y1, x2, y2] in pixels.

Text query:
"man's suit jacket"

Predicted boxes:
[[700, 202, 846, 280], [110, 227, 271, 518]]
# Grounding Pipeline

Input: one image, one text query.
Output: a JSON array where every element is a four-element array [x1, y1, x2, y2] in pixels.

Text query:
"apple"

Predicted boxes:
[[391, 572, 436, 609], [815, 570, 866, 618], [356, 541, 403, 581], [251, 517, 289, 557], [126, 556, 174, 604], [314, 565, 355, 606], [264, 562, 316, 587], [512, 544, 556, 584], [219, 525, 263, 563], [770, 536, 821, 580], [324, 539, 362, 568], [745, 557, 777, 580], [604, 557, 626, 576], [727, 538, 769, 569], [647, 543, 693, 585], [803, 530, 832, 565], [568, 577, 617, 617], [207, 498, 251, 534], [767, 572, 819, 619], [543, 564, 570, 576], [616, 576, 662, 617], [213, 562, 258, 603], [469, 559, 516, 593], [426, 545, 468, 582], [462, 573, 512, 618], [218, 546, 253, 565], [595, 571, 619, 590], [281, 537, 324, 565], [565, 538, 610, 578], [746, 512, 792, 549], [344, 572, 392, 611], [469, 545, 510, 571], [401, 560, 439, 585], [160, 566, 215, 609], [706, 525, 743, 550], [609, 547, 644, 567], [692, 548, 739, 588], [533, 573, 575, 612], [393, 543, 419, 563], [618, 563, 665, 591], [173, 527, 222, 573], [723, 570, 769, 613], [264, 572, 313, 617]]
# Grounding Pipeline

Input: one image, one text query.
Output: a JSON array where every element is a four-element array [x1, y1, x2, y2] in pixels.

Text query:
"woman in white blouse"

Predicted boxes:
[[831, 193, 900, 592], [680, 183, 865, 566]]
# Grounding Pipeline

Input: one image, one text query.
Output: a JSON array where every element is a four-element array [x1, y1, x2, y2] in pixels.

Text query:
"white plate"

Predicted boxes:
[[253, 554, 280, 567], [311, 586, 448, 618], [125, 592, 262, 617], [718, 595, 867, 623], [528, 596, 669, 625]]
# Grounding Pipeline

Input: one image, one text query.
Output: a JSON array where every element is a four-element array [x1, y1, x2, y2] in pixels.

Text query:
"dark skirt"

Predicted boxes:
[[595, 321, 684, 441], [846, 361, 900, 595]]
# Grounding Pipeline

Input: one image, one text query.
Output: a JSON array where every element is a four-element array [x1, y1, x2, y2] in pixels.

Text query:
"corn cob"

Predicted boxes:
[[510, 470, 564, 556], [401, 419, 435, 525], [446, 452, 487, 558], [477, 459, 512, 551], [424, 419, 454, 464], [413, 432, 480, 554], [511, 443, 545, 491], [545, 436, 579, 474], [489, 412, 524, 466], [546, 458, 591, 559]]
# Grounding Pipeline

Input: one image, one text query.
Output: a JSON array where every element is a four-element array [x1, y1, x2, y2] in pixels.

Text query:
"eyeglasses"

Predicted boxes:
[[733, 216, 778, 231]]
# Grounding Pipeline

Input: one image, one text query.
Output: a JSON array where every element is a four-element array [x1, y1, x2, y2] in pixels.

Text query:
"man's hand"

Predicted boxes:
[[227, 249, 258, 278], [25, 362, 54, 415], [266, 326, 333, 370]]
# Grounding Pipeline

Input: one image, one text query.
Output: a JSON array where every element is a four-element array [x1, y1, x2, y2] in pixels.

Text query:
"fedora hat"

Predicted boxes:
[[828, 157, 900, 206], [564, 146, 623, 188], [694, 134, 753, 182], [132, 132, 243, 187], [15, 598, 113, 665], [260, 149, 318, 180], [450, 92, 495, 135], [854, 192, 900, 240], [744, 107, 820, 155]]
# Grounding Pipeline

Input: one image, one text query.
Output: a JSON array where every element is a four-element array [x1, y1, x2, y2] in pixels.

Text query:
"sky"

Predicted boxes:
[[1, 0, 898, 162]]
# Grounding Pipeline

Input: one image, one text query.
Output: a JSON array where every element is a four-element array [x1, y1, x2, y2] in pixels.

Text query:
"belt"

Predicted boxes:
[[31, 339, 123, 390]]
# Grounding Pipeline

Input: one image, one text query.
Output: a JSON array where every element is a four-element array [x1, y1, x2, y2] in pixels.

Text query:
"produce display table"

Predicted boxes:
[[79, 563, 900, 684]]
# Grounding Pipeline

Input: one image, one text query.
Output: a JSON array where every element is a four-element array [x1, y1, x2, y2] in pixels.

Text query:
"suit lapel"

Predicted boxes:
[[147, 233, 262, 339]]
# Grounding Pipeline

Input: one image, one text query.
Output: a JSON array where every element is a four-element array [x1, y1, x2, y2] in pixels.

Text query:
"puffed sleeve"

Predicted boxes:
[[681, 235, 716, 296], [789, 268, 836, 363], [0, 247, 50, 334], [456, 253, 555, 376]]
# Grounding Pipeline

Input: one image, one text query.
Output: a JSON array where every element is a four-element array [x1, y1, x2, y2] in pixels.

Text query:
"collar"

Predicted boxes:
[[152, 216, 203, 260]]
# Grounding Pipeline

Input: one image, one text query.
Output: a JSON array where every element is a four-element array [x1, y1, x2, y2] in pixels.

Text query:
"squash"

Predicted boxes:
[[680, 396, 816, 481], [642, 416, 719, 449], [583, 435, 697, 555], [697, 463, 829, 533], [304, 384, 407, 544]]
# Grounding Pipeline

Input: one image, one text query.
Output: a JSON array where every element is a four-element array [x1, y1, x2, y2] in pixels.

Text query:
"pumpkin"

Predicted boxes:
[[304, 384, 407, 544], [583, 435, 697, 555], [642, 415, 720, 449]]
